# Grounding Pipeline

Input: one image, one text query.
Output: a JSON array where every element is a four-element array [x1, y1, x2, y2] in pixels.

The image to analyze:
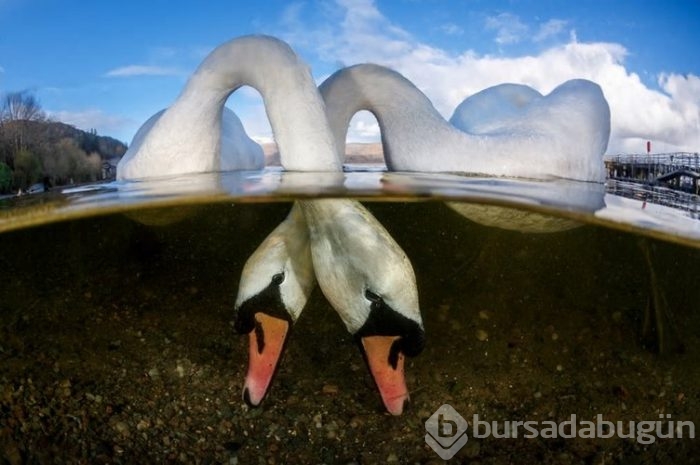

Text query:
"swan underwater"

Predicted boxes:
[[116, 35, 611, 415]]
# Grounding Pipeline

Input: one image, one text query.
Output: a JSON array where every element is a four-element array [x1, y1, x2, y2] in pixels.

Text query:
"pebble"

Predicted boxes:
[[322, 384, 339, 395], [475, 329, 489, 341], [58, 379, 71, 397], [114, 421, 130, 437], [325, 421, 340, 439], [137, 419, 150, 430], [349, 416, 364, 428]]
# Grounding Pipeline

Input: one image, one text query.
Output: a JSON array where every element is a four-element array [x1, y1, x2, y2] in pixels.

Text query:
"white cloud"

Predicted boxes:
[[534, 19, 567, 42], [281, 1, 306, 26], [279, 0, 700, 153], [150, 46, 178, 59], [484, 12, 529, 45], [349, 111, 382, 141], [103, 65, 183, 78], [48, 108, 132, 141], [440, 23, 464, 36]]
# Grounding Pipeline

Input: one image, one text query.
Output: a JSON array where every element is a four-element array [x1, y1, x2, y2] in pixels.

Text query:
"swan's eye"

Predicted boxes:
[[271, 272, 285, 285], [365, 289, 382, 306]]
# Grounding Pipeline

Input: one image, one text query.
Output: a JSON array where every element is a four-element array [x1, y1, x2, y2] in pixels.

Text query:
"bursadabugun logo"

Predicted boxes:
[[425, 404, 469, 460], [425, 404, 695, 460]]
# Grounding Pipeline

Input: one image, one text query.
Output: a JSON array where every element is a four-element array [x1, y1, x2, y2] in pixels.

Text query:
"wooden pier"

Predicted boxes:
[[605, 152, 700, 195]]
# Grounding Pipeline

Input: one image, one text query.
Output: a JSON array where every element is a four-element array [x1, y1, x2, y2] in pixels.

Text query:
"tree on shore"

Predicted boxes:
[[12, 148, 42, 188], [0, 90, 46, 172], [0, 90, 46, 123], [0, 90, 123, 194]]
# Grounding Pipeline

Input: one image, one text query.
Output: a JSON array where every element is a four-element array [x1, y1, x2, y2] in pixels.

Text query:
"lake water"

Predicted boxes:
[[1, 169, 699, 464]]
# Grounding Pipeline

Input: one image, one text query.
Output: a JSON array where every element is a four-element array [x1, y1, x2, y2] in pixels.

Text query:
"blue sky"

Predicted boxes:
[[1, 0, 699, 153]]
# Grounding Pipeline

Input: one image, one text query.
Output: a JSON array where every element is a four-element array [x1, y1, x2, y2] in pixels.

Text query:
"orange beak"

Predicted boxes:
[[242, 312, 290, 406], [361, 335, 409, 415]]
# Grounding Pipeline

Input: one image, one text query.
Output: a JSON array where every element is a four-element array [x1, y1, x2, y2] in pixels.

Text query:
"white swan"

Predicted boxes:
[[447, 81, 608, 232], [117, 36, 422, 413], [319, 63, 610, 182], [319, 64, 610, 232], [449, 83, 542, 134], [299, 199, 424, 415], [233, 203, 316, 407], [121, 107, 264, 176], [117, 35, 341, 180], [234, 199, 424, 416]]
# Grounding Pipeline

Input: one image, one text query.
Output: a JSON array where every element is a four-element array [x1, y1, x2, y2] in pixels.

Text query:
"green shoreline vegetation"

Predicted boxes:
[[0, 90, 127, 195]]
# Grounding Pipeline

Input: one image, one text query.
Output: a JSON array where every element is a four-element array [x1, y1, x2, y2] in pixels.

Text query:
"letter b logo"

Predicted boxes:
[[439, 414, 457, 437], [425, 404, 469, 460]]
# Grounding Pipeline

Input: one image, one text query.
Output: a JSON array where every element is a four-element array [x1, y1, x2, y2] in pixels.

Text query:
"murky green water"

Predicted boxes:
[[1, 170, 699, 463]]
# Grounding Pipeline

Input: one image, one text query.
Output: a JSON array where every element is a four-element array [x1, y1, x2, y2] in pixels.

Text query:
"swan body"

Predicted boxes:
[[320, 64, 610, 232], [319, 64, 610, 182], [120, 107, 264, 178], [448, 83, 541, 134], [117, 35, 341, 180], [446, 81, 608, 231]]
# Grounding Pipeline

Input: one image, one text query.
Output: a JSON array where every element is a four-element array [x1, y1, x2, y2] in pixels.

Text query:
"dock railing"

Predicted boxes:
[[605, 152, 700, 193], [607, 179, 700, 220]]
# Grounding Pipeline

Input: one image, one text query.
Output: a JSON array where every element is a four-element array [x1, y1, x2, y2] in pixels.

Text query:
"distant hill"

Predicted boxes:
[[1, 119, 127, 160], [262, 142, 385, 165]]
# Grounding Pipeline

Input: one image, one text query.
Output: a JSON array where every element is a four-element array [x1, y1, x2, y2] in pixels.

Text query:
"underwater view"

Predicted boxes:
[[1, 171, 699, 464], [2, 1, 700, 461]]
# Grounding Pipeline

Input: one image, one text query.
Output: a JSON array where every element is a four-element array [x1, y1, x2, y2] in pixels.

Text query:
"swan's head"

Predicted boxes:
[[353, 283, 425, 416], [232, 204, 315, 406], [300, 199, 425, 415]]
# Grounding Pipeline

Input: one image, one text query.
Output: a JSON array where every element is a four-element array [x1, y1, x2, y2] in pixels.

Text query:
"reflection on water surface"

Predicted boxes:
[[1, 169, 699, 245]]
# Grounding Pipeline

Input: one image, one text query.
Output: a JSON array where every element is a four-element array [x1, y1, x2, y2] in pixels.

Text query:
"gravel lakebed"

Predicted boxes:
[[1, 202, 699, 464]]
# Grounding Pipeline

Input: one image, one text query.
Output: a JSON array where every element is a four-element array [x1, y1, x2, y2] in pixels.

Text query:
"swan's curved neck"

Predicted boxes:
[[142, 35, 341, 173], [319, 64, 452, 169], [320, 64, 609, 180]]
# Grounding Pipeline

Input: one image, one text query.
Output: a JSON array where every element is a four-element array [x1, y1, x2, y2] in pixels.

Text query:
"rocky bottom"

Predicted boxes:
[[1, 203, 699, 464]]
